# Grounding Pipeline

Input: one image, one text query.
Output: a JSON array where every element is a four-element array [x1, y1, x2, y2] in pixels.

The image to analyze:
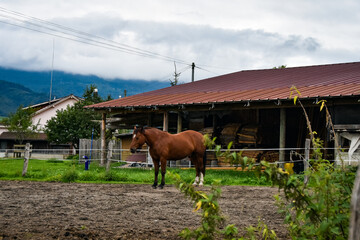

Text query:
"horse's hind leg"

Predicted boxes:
[[198, 156, 204, 186], [193, 170, 200, 186], [159, 158, 167, 189], [194, 154, 205, 186], [192, 155, 200, 186], [152, 159, 160, 189]]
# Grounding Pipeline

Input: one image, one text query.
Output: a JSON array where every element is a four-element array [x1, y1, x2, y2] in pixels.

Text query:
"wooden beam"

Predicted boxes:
[[163, 112, 169, 132], [177, 112, 182, 133], [349, 166, 360, 240], [147, 113, 153, 127], [279, 108, 286, 166]]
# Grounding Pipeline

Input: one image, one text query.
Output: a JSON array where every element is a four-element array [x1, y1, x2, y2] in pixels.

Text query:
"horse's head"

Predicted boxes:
[[130, 126, 146, 153]]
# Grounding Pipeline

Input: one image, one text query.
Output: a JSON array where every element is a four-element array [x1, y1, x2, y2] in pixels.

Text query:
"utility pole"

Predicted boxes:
[[191, 62, 195, 82]]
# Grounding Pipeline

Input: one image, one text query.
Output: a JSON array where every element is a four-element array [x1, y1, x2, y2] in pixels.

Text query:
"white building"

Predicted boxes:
[[26, 94, 82, 130], [0, 94, 82, 150]]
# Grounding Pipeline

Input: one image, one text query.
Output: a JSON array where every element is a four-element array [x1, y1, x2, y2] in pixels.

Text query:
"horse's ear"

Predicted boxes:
[[134, 125, 145, 133], [139, 126, 145, 133]]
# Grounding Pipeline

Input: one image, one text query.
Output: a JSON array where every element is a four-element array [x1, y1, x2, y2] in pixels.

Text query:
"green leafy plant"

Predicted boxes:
[[61, 165, 79, 182], [169, 171, 226, 240], [197, 86, 357, 239], [0, 105, 40, 144], [239, 218, 278, 240], [258, 87, 357, 239]]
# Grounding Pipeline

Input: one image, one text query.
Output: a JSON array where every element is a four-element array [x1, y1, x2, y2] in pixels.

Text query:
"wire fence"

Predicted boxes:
[[0, 146, 359, 170]]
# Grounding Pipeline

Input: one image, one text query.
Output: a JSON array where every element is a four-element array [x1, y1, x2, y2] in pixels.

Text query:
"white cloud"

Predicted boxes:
[[0, 0, 359, 82]]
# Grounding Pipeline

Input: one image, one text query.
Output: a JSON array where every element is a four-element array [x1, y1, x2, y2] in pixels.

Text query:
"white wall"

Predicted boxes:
[[32, 98, 78, 130]]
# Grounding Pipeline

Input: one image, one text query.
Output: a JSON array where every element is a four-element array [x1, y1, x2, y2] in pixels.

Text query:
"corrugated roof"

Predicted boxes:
[[86, 62, 360, 109]]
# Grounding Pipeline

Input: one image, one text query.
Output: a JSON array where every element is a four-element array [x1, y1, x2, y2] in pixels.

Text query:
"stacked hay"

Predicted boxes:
[[237, 124, 260, 145], [260, 151, 279, 163], [220, 123, 241, 146], [200, 127, 214, 137], [241, 150, 263, 162]]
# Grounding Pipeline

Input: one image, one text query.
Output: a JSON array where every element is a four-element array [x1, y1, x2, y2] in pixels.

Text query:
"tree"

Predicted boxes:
[[44, 85, 111, 147], [273, 65, 287, 69], [169, 62, 180, 86], [82, 84, 103, 105], [45, 104, 100, 147], [1, 105, 39, 144]]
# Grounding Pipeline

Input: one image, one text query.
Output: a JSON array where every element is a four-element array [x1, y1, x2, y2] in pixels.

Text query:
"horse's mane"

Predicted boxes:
[[134, 126, 162, 134]]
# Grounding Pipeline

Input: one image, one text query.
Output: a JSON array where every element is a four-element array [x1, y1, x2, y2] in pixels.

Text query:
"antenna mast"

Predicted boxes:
[[49, 39, 55, 102]]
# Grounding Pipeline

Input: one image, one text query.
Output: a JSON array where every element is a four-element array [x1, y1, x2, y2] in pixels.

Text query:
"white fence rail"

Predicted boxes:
[[0, 145, 358, 170]]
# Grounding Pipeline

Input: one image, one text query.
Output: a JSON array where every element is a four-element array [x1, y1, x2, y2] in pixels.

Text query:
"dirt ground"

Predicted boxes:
[[0, 181, 288, 239]]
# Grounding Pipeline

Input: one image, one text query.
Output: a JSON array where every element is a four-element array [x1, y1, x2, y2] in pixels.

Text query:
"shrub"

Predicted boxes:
[[61, 166, 78, 182]]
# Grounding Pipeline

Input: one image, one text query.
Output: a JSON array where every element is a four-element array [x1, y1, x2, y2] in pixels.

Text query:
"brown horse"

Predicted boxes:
[[130, 126, 206, 189]]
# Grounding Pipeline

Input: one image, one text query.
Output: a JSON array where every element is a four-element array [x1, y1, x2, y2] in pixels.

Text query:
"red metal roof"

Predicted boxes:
[[86, 62, 360, 109]]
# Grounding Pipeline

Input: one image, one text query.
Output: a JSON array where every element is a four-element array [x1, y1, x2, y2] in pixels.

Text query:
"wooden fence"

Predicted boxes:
[[78, 139, 122, 162]]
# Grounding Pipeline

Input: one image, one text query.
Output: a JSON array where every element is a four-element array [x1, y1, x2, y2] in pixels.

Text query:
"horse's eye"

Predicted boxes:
[[136, 137, 139, 140]]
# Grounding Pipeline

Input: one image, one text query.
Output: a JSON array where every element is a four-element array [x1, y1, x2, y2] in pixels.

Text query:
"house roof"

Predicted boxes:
[[0, 132, 47, 141], [86, 62, 360, 110], [25, 94, 82, 115]]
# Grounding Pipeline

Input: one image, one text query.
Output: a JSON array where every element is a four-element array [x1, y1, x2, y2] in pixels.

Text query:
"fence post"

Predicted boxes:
[[106, 140, 114, 172], [22, 143, 30, 177], [349, 165, 360, 239], [100, 112, 107, 166], [304, 138, 310, 184]]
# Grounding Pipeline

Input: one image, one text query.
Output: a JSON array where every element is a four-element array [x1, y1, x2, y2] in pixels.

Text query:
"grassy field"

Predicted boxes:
[[0, 159, 270, 186]]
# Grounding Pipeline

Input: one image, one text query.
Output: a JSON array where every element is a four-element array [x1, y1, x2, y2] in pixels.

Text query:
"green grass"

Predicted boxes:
[[0, 159, 271, 186]]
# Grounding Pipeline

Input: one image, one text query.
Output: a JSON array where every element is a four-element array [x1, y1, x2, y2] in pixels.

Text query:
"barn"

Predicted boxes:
[[85, 62, 360, 165]]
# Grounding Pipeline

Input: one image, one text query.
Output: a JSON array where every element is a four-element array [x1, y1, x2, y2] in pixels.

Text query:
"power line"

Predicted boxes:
[[0, 6, 190, 65], [0, 6, 241, 80], [195, 65, 221, 75]]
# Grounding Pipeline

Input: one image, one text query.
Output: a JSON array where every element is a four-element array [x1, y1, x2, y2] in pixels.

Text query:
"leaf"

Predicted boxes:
[[227, 141, 233, 150], [231, 152, 237, 161], [194, 201, 202, 212], [243, 157, 248, 166], [198, 193, 209, 200], [293, 95, 298, 104], [320, 101, 325, 111]]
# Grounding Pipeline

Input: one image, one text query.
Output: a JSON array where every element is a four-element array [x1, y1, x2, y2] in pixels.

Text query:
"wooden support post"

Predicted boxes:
[[304, 138, 310, 184], [100, 112, 106, 166], [22, 143, 30, 177], [177, 112, 182, 133], [213, 114, 217, 129], [147, 113, 152, 127], [279, 108, 286, 167], [163, 112, 168, 132], [349, 165, 360, 240], [176, 112, 183, 167], [106, 140, 114, 172]]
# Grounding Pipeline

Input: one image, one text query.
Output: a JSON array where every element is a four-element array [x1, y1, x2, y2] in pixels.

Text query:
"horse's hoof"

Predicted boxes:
[[159, 185, 164, 189], [152, 185, 157, 189]]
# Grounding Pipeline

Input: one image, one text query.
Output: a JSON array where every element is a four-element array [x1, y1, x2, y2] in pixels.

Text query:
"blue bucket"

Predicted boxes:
[[83, 156, 89, 170], [85, 160, 89, 170]]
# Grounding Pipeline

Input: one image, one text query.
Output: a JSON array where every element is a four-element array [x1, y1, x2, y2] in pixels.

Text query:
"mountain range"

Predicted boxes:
[[0, 66, 170, 116]]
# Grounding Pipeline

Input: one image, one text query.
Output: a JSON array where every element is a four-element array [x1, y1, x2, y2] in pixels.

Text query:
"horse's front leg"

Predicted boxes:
[[159, 158, 167, 189], [152, 159, 160, 189]]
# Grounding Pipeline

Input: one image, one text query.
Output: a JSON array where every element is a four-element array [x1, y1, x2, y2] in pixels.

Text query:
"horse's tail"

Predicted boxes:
[[202, 150, 207, 176]]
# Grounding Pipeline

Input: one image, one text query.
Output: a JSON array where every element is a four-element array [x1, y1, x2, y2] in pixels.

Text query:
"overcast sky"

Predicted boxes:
[[0, 0, 359, 82]]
